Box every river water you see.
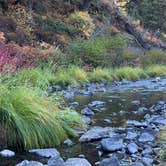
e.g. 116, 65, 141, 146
1, 78, 166, 166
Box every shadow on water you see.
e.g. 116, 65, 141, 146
1, 81, 166, 165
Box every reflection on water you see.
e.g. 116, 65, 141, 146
1, 87, 166, 166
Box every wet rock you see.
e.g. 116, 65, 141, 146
88, 101, 105, 107
82, 116, 92, 125
79, 126, 114, 142
126, 120, 148, 127
0, 149, 15, 157
127, 143, 138, 154
102, 118, 112, 124
142, 157, 153, 166
16, 160, 44, 166
101, 135, 124, 152
81, 107, 94, 116
142, 147, 153, 155
64, 139, 73, 147
29, 148, 60, 158
130, 162, 144, 166
48, 156, 65, 166
131, 100, 140, 105
78, 154, 85, 158
65, 158, 91, 166
137, 107, 148, 114
126, 131, 137, 140
99, 157, 120, 166
138, 132, 155, 143
149, 116, 166, 125
69, 102, 79, 108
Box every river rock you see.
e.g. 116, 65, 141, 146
131, 100, 140, 105
16, 160, 44, 166
130, 162, 144, 166
88, 101, 105, 107
137, 107, 148, 114
29, 148, 60, 158
0, 149, 15, 157
65, 158, 91, 166
101, 135, 124, 152
81, 107, 94, 116
99, 157, 120, 166
126, 131, 137, 140
47, 156, 65, 166
138, 132, 155, 143
64, 139, 73, 147
126, 120, 148, 127
142, 157, 153, 166
127, 143, 138, 154
149, 116, 166, 125
79, 126, 114, 142
142, 147, 153, 155
82, 116, 92, 125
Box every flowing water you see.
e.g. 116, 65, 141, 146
1, 78, 166, 166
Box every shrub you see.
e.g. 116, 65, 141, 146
88, 68, 112, 82
145, 65, 166, 77
69, 11, 95, 37
114, 67, 147, 81
67, 35, 125, 67
0, 85, 83, 150
142, 49, 165, 66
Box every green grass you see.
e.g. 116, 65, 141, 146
0, 85, 83, 150
114, 67, 147, 81
145, 65, 166, 77
88, 68, 112, 82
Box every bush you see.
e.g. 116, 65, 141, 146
142, 49, 165, 66
145, 65, 166, 77
67, 35, 125, 67
69, 11, 95, 37
114, 67, 147, 81
88, 68, 112, 82
0, 85, 83, 150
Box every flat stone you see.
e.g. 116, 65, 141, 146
131, 100, 140, 105
48, 156, 65, 166
65, 158, 91, 166
127, 143, 138, 154
126, 120, 148, 127
16, 160, 44, 166
0, 149, 15, 157
138, 132, 155, 143
142, 147, 153, 155
126, 131, 138, 140
81, 107, 94, 116
29, 148, 60, 158
88, 101, 105, 107
130, 162, 144, 166
101, 135, 124, 152
99, 157, 120, 166
79, 126, 114, 142
142, 157, 153, 166
149, 116, 166, 125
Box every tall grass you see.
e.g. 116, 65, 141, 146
145, 65, 166, 77
0, 85, 83, 150
88, 68, 112, 82
114, 67, 147, 81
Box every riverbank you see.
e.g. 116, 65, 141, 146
1, 77, 166, 166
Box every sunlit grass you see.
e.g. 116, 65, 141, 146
145, 65, 166, 77
0, 85, 83, 150
114, 67, 147, 81
88, 68, 112, 82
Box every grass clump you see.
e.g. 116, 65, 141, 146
12, 68, 56, 90
88, 68, 112, 82
114, 67, 147, 81
53, 66, 88, 86
0, 85, 83, 150
146, 65, 166, 77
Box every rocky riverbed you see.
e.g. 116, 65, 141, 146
1, 77, 166, 166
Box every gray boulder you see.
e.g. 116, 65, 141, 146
99, 157, 120, 166
65, 158, 91, 166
